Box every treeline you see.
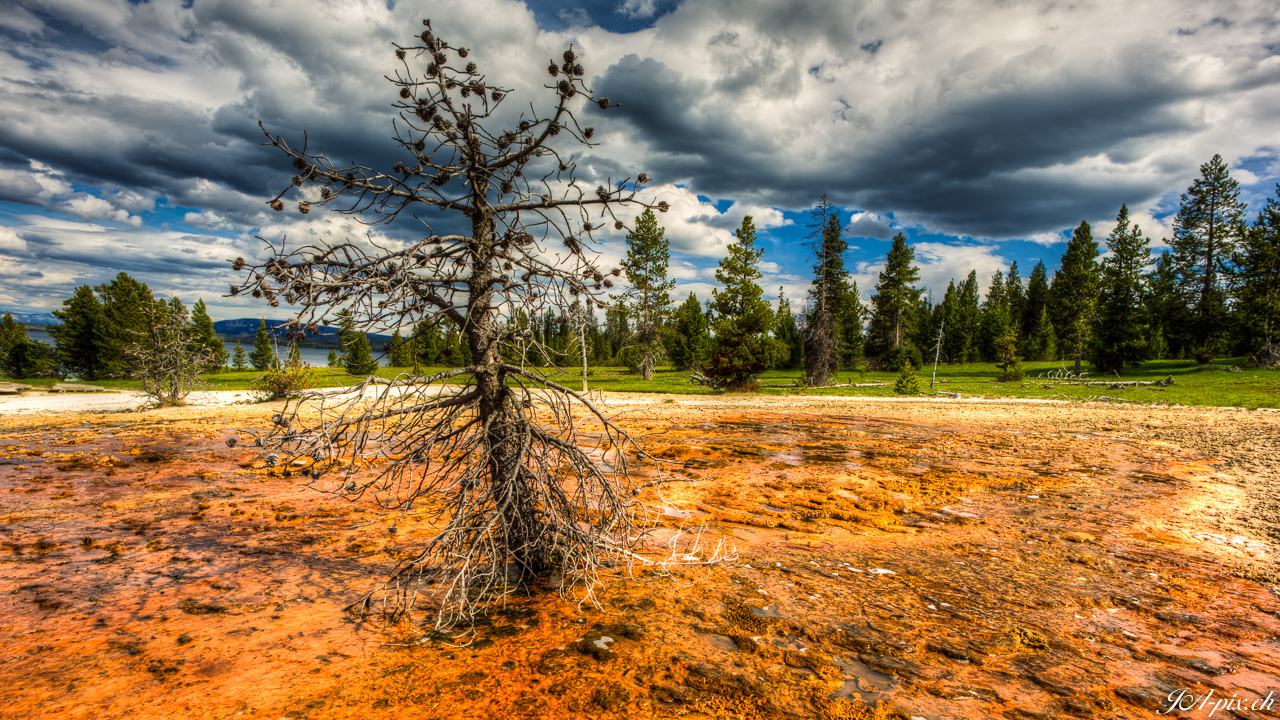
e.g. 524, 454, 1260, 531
4, 155, 1277, 386
0, 273, 225, 380
543, 154, 1280, 387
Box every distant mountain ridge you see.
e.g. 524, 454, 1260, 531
3, 312, 59, 326
214, 318, 395, 349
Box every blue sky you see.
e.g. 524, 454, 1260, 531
2, 0, 1279, 323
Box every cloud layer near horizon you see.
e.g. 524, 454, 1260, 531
1, 0, 1278, 318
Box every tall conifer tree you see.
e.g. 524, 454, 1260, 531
619, 208, 674, 380
189, 299, 227, 371
867, 232, 922, 368
669, 292, 710, 370
51, 285, 109, 380
1049, 221, 1101, 373
1021, 260, 1052, 352
706, 216, 776, 389
1094, 205, 1152, 373
1170, 154, 1247, 359
1235, 184, 1280, 358
249, 319, 275, 370
803, 196, 851, 384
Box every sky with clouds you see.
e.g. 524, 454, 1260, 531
1, 0, 1278, 323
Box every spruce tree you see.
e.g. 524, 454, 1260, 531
1004, 261, 1026, 336
774, 289, 804, 369
1235, 184, 1280, 360
867, 232, 922, 369
619, 208, 675, 380
1049, 221, 1100, 373
50, 285, 108, 380
1026, 304, 1058, 361
249, 318, 275, 370
327, 349, 340, 368
1146, 250, 1187, 359
189, 299, 227, 371
706, 215, 776, 390
1021, 260, 1052, 352
837, 280, 866, 369
979, 269, 1009, 362
0, 313, 25, 363
1170, 154, 1247, 359
231, 341, 248, 370
388, 329, 414, 367
956, 271, 982, 363
1, 316, 59, 379
803, 196, 850, 385
343, 331, 378, 375
95, 272, 155, 377
1094, 205, 1152, 374
670, 291, 710, 370
892, 362, 921, 395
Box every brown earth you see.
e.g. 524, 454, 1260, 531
1, 396, 1278, 720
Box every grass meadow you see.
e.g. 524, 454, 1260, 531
11, 356, 1278, 409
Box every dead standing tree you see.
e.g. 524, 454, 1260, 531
229, 20, 666, 627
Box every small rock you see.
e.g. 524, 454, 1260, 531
1063, 532, 1095, 543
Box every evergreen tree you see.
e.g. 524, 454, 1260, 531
979, 269, 1009, 362
327, 349, 340, 368
388, 329, 415, 367
669, 291, 710, 370
231, 342, 248, 371
0, 313, 26, 367
1094, 205, 1152, 374
1, 316, 59, 379
1146, 250, 1187, 359
1025, 304, 1058, 362
948, 271, 982, 364
1004, 261, 1026, 336
344, 331, 378, 375
412, 319, 447, 367
1049, 221, 1101, 373
706, 215, 776, 390
1170, 154, 1247, 359
0, 313, 27, 379
249, 319, 275, 370
837, 280, 865, 369
774, 289, 804, 369
95, 272, 155, 377
1235, 184, 1280, 359
1021, 260, 1052, 352
619, 208, 675, 380
604, 303, 629, 363
938, 281, 960, 363
50, 285, 109, 380
993, 325, 1024, 382
892, 363, 921, 395
189, 299, 227, 371
803, 196, 850, 385
866, 232, 922, 369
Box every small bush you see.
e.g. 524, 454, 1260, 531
893, 364, 921, 395
254, 346, 315, 400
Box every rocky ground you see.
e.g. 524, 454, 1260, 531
0, 394, 1277, 719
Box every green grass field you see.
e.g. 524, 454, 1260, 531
7, 356, 1277, 409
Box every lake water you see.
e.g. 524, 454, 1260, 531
26, 329, 353, 370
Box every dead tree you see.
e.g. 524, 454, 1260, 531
127, 298, 207, 407
229, 20, 664, 627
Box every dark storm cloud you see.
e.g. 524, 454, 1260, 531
594, 39, 1247, 238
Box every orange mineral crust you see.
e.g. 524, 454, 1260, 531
0, 399, 1277, 720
